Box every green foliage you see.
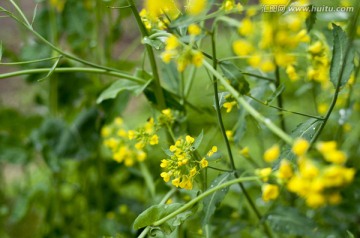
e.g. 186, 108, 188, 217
201, 172, 235, 227
330, 24, 355, 88
219, 61, 250, 95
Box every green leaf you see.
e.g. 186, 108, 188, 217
133, 203, 182, 230
97, 76, 152, 103
192, 130, 204, 150
201, 172, 235, 226
143, 36, 164, 50
306, 6, 317, 32
37, 55, 62, 82
330, 24, 355, 88
219, 61, 250, 95
213, 92, 230, 110
266, 207, 316, 236
266, 83, 285, 104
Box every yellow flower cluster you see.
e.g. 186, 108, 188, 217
101, 117, 159, 166
307, 40, 331, 88
161, 32, 204, 72
232, 8, 310, 78
50, 0, 66, 12
160, 135, 215, 190
140, 0, 180, 30
259, 138, 356, 208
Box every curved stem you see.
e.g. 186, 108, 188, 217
0, 67, 146, 83
203, 60, 293, 145
152, 176, 259, 227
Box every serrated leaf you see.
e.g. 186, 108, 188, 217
219, 61, 250, 95
192, 130, 204, 150
330, 24, 355, 88
266, 207, 316, 236
201, 172, 235, 226
133, 203, 182, 230
266, 84, 285, 104
97, 77, 152, 103
306, 6, 317, 32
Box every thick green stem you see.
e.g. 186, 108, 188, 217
203, 60, 293, 145
0, 67, 146, 83
127, 0, 166, 110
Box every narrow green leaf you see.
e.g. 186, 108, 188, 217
266, 207, 316, 236
37, 56, 62, 82
213, 92, 230, 110
201, 172, 235, 226
306, 6, 317, 32
97, 70, 152, 103
266, 84, 285, 104
133, 203, 182, 230
192, 130, 204, 150
31, 3, 38, 26
330, 24, 355, 88
219, 61, 250, 95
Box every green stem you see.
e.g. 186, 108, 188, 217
0, 56, 60, 65
7, 0, 31, 27
127, 0, 166, 109
203, 60, 293, 145
210, 29, 273, 238
152, 176, 259, 227
247, 95, 324, 120
0, 67, 146, 83
274, 65, 286, 132
2, 7, 123, 73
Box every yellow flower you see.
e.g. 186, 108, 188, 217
192, 51, 204, 67
260, 0, 289, 5
286, 65, 299, 81
323, 150, 347, 164
188, 24, 201, 36
160, 159, 169, 168
308, 41, 323, 55
238, 18, 253, 36
257, 167, 272, 182
306, 193, 325, 208
187, 0, 207, 15
172, 177, 181, 187
186, 135, 195, 144
137, 151, 147, 162
50, 0, 66, 12
200, 158, 209, 168
114, 117, 123, 125
277, 159, 293, 180
240, 146, 250, 157
161, 172, 171, 182
248, 54, 261, 67
161, 51, 176, 63
226, 130, 233, 141
262, 184, 279, 202
316, 141, 337, 155
260, 60, 275, 72
233, 40, 253, 56
223, 101, 237, 113
135, 141, 145, 150
292, 138, 310, 156
104, 138, 119, 150
124, 157, 134, 167
165, 35, 179, 51
117, 129, 127, 138
144, 0, 180, 20
101, 126, 111, 137
299, 160, 319, 179
128, 130, 136, 140
189, 167, 197, 177
317, 103, 328, 115
264, 144, 280, 163
149, 134, 159, 145
207, 146, 218, 157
